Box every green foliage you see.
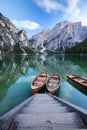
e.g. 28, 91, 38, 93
13, 42, 23, 54
46, 49, 56, 54
0, 36, 2, 40
0, 13, 3, 19
0, 44, 12, 54
0, 42, 35, 54
46, 48, 64, 54
23, 46, 35, 54
29, 39, 35, 44
65, 38, 87, 54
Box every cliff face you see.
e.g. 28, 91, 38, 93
30, 29, 50, 51
0, 13, 28, 47
43, 21, 87, 50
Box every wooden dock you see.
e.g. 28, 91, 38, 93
0, 93, 87, 130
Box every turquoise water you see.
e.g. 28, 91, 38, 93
0, 54, 87, 116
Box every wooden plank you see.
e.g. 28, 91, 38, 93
14, 112, 81, 127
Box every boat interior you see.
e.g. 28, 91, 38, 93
33, 74, 47, 87
68, 74, 87, 86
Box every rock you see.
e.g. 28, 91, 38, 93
0, 13, 35, 54
0, 13, 29, 47
30, 29, 50, 51
44, 21, 87, 50
16, 30, 28, 46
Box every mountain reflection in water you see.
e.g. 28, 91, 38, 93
0, 54, 87, 116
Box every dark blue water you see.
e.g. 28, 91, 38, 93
0, 54, 87, 116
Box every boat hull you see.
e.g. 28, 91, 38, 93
67, 78, 87, 95
46, 74, 60, 95
31, 73, 47, 95
32, 84, 46, 95
67, 74, 87, 89
47, 86, 60, 94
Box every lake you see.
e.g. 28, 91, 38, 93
0, 54, 87, 116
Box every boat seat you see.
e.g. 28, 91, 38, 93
49, 80, 59, 85
48, 84, 57, 88
52, 75, 59, 80
37, 77, 46, 80
48, 83, 57, 87
34, 81, 43, 86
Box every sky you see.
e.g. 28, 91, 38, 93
0, 0, 87, 38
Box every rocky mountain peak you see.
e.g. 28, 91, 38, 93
0, 13, 19, 34
0, 13, 28, 47
29, 28, 50, 51
16, 30, 28, 46
44, 21, 87, 50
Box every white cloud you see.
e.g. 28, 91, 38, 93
63, 0, 87, 27
62, 0, 82, 24
33, 0, 64, 13
33, 0, 80, 17
64, 15, 87, 27
11, 20, 42, 30
33, 0, 81, 24
81, 19, 87, 26
66, 0, 80, 17
77, 17, 87, 26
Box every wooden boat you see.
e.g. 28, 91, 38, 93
67, 74, 87, 89
46, 74, 60, 94
31, 73, 48, 94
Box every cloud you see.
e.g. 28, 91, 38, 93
33, 0, 80, 16
65, 0, 80, 17
33, 0, 64, 13
77, 17, 87, 26
33, 0, 81, 23
11, 20, 42, 30
82, 19, 87, 26
63, 0, 87, 26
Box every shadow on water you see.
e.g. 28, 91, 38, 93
0, 54, 87, 116
54, 86, 60, 96
67, 79, 87, 96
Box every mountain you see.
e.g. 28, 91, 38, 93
0, 12, 87, 54
0, 13, 29, 46
0, 13, 35, 54
65, 38, 87, 54
29, 29, 50, 52
43, 21, 87, 51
